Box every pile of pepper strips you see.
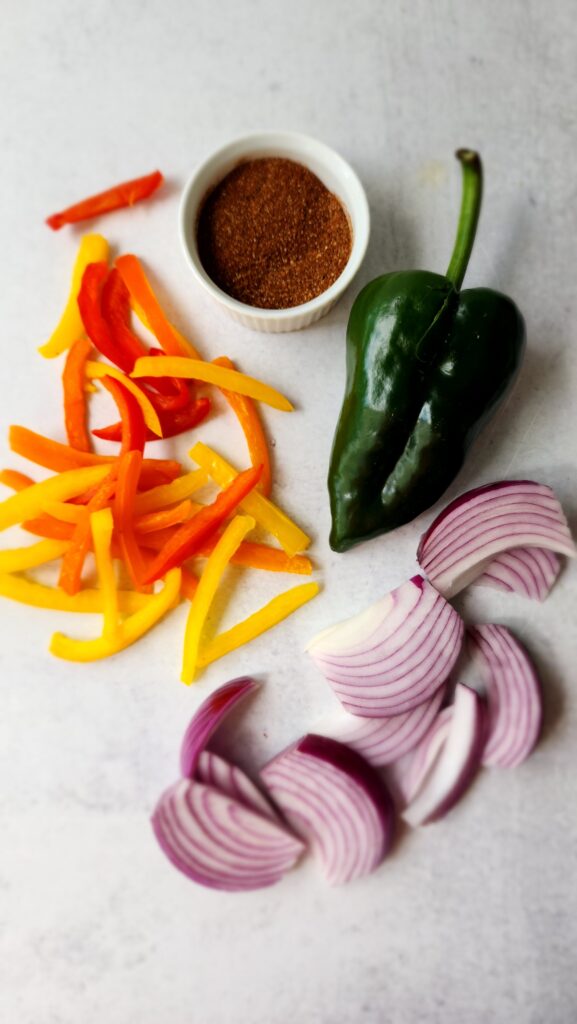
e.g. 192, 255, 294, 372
0, 233, 317, 682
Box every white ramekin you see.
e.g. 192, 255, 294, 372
178, 131, 370, 333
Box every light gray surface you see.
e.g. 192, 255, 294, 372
0, 1, 576, 1022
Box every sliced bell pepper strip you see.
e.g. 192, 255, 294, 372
46, 170, 164, 231
22, 515, 75, 540
100, 375, 146, 454
62, 338, 93, 451
139, 348, 192, 413
197, 538, 313, 575
190, 442, 310, 556
116, 254, 201, 358
132, 356, 293, 412
134, 500, 193, 534
85, 361, 162, 436
92, 397, 210, 444
142, 464, 262, 584
0, 464, 110, 532
58, 470, 117, 595
213, 356, 272, 496
90, 507, 118, 637
132, 469, 207, 517
181, 515, 255, 684
49, 567, 181, 663
196, 581, 320, 669
9, 426, 179, 487
100, 268, 147, 370
38, 234, 109, 358
114, 451, 151, 589
0, 469, 35, 491
180, 566, 199, 601
78, 262, 135, 373
0, 574, 149, 614
0, 538, 70, 572
40, 501, 84, 524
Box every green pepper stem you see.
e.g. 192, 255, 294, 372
445, 149, 483, 291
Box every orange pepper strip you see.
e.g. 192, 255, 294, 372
114, 451, 151, 589
213, 356, 272, 496
62, 338, 93, 451
22, 515, 75, 540
115, 254, 201, 358
134, 500, 193, 534
58, 470, 117, 595
180, 566, 199, 600
0, 469, 35, 491
198, 538, 313, 575
9, 426, 180, 488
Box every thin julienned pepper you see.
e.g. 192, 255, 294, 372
131, 469, 207, 517
181, 514, 256, 683
116, 254, 201, 358
197, 538, 313, 575
38, 234, 109, 358
0, 538, 70, 573
62, 338, 93, 451
0, 464, 111, 532
100, 375, 147, 454
8, 426, 178, 487
328, 150, 526, 551
58, 470, 117, 595
78, 262, 134, 373
49, 567, 181, 662
196, 581, 320, 670
0, 469, 35, 491
213, 356, 272, 496
143, 464, 263, 584
114, 450, 151, 589
134, 500, 193, 534
85, 361, 162, 436
140, 348, 192, 413
132, 355, 294, 412
22, 515, 75, 540
46, 170, 164, 231
90, 507, 118, 637
0, 573, 149, 614
92, 397, 210, 444
190, 442, 310, 557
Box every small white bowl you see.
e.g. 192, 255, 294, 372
179, 131, 370, 333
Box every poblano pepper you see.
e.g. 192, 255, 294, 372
328, 149, 525, 552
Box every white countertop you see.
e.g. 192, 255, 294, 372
1, 2, 576, 1021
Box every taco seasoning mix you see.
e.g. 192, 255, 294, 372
196, 157, 352, 309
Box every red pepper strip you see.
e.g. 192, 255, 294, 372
9, 425, 180, 488
140, 529, 313, 575
0, 469, 35, 491
100, 268, 147, 370
78, 262, 135, 373
213, 356, 272, 496
142, 464, 263, 584
116, 254, 201, 358
92, 397, 210, 443
46, 170, 164, 231
62, 338, 93, 451
58, 471, 117, 595
180, 566, 199, 600
99, 375, 146, 454
114, 451, 151, 589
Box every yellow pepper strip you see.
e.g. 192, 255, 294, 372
0, 539, 70, 572
196, 581, 320, 670
132, 469, 207, 517
50, 567, 182, 663
181, 514, 255, 685
0, 465, 110, 532
90, 508, 118, 637
38, 234, 109, 358
131, 300, 201, 360
85, 361, 162, 436
41, 500, 84, 524
190, 442, 310, 556
132, 356, 293, 413
0, 574, 149, 614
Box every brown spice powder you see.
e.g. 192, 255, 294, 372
196, 157, 352, 309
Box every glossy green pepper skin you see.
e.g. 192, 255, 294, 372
328, 151, 525, 552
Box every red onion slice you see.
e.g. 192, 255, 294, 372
306, 576, 464, 717
417, 480, 575, 598
402, 684, 485, 827
196, 750, 277, 822
326, 685, 446, 767
261, 734, 395, 885
387, 707, 454, 808
151, 779, 304, 891
472, 546, 561, 601
467, 624, 542, 768
180, 677, 258, 778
